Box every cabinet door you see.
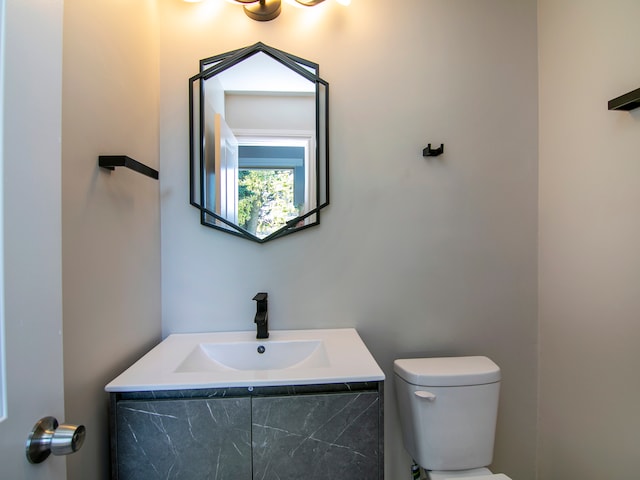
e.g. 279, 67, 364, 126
116, 397, 251, 480
252, 392, 380, 479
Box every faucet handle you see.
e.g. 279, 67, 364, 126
253, 292, 268, 302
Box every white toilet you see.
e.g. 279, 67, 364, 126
393, 356, 512, 480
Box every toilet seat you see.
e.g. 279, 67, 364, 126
431, 475, 511, 480
427, 469, 512, 480
462, 475, 511, 480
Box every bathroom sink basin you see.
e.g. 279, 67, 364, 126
174, 339, 329, 372
105, 328, 384, 392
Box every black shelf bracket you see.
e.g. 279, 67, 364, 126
98, 156, 159, 180
423, 143, 444, 157
608, 87, 640, 111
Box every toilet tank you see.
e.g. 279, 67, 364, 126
393, 356, 501, 471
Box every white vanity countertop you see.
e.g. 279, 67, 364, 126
105, 328, 385, 392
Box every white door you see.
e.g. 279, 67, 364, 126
215, 113, 239, 224
0, 0, 68, 478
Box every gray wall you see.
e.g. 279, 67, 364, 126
61, 1, 162, 478
55, 2, 640, 478
538, 1, 640, 478
159, 1, 539, 479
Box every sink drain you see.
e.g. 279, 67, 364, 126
257, 345, 266, 354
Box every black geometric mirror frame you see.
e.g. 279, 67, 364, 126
189, 42, 330, 243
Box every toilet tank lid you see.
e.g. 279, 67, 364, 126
393, 356, 501, 386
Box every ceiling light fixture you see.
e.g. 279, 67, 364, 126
238, 0, 282, 21
230, 0, 346, 22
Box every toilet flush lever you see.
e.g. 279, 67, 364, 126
414, 391, 436, 401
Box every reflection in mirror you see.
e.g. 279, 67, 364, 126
189, 43, 329, 243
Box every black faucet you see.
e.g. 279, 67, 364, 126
253, 292, 269, 339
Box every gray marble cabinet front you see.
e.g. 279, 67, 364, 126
115, 397, 252, 480
252, 392, 381, 480
111, 385, 383, 480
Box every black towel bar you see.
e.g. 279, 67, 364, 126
608, 87, 640, 111
98, 156, 159, 180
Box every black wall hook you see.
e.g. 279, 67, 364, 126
423, 143, 444, 157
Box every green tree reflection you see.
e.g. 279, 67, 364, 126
238, 169, 299, 237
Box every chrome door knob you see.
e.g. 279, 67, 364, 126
26, 416, 86, 464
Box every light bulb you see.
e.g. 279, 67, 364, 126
335, 0, 351, 5
284, 0, 306, 8
293, 0, 326, 6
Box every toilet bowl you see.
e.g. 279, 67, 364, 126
393, 356, 512, 480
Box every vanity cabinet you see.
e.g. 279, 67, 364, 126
252, 391, 380, 479
115, 397, 251, 479
110, 382, 383, 480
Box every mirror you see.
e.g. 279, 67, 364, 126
189, 42, 329, 243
